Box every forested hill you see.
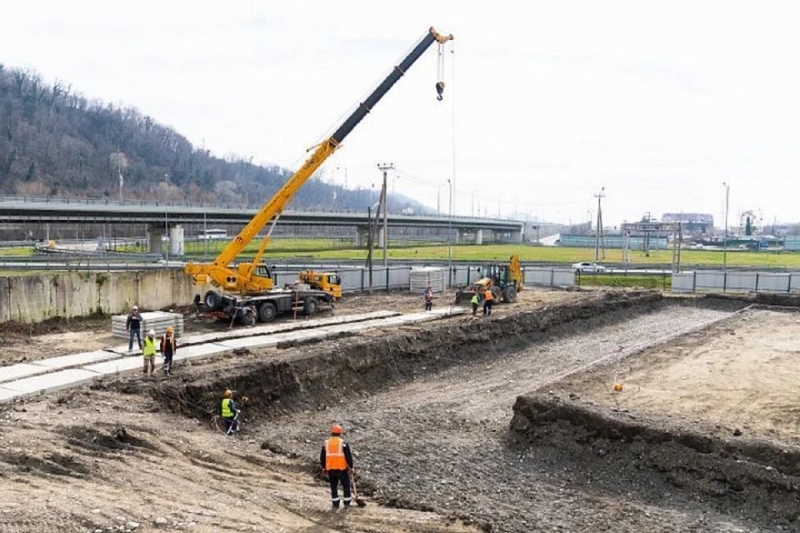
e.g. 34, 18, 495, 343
0, 65, 425, 212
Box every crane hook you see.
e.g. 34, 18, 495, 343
436, 81, 446, 101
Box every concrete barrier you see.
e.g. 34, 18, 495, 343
0, 270, 206, 323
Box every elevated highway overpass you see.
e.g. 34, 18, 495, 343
0, 197, 524, 253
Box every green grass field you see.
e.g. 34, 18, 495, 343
578, 273, 671, 290
11, 238, 800, 269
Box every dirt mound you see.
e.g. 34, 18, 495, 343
0, 450, 90, 478
510, 394, 800, 528
60, 425, 159, 455
152, 291, 665, 421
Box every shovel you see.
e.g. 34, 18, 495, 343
350, 469, 367, 507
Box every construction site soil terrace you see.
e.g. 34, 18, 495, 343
1, 288, 799, 533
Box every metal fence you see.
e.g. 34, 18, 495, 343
271, 264, 577, 293
672, 271, 800, 293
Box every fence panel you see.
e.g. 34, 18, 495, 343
695, 271, 725, 291
671, 272, 695, 293
388, 267, 411, 289
724, 272, 757, 291
757, 273, 790, 293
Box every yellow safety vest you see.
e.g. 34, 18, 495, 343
143, 337, 157, 357
221, 398, 234, 418
470, 294, 479, 305
324, 437, 347, 470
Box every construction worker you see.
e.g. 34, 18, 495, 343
160, 326, 177, 376
320, 424, 354, 511
142, 329, 157, 377
424, 285, 434, 311
470, 292, 481, 316
126, 305, 142, 353
220, 389, 240, 435
482, 287, 494, 316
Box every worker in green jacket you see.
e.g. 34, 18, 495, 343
470, 293, 481, 316
142, 329, 157, 377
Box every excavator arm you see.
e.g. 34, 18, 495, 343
185, 27, 453, 293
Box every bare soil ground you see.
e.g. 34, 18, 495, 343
568, 307, 800, 444
4, 290, 789, 532
0, 288, 578, 366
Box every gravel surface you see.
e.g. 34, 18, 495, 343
265, 304, 770, 533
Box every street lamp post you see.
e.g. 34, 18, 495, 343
722, 182, 730, 290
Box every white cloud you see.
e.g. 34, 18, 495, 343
2, 0, 800, 224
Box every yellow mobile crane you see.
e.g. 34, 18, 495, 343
185, 27, 454, 324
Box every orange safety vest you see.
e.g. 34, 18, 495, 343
324, 437, 347, 470
484, 289, 494, 301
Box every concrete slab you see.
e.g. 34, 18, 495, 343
82, 356, 144, 377
173, 343, 228, 362
0, 363, 48, 383
35, 350, 119, 371
0, 369, 100, 398
175, 310, 400, 346
0, 387, 22, 403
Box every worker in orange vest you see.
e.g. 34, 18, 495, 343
320, 424, 354, 510
483, 287, 495, 316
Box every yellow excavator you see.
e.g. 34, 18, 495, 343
184, 27, 453, 324
455, 255, 524, 304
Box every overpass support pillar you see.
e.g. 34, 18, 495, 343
475, 229, 483, 245
514, 227, 524, 243
147, 226, 164, 256
355, 226, 369, 248
377, 227, 386, 249
169, 225, 185, 256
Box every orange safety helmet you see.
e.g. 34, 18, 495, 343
166, 326, 174, 334
224, 389, 232, 398
330, 424, 343, 435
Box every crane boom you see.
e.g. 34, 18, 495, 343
185, 27, 453, 293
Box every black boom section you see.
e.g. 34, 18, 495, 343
331, 31, 437, 144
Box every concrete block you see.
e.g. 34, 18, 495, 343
0, 363, 47, 383
0, 369, 100, 398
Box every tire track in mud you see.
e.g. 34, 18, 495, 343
255, 299, 765, 533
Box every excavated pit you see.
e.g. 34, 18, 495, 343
138, 291, 800, 532
154, 291, 670, 420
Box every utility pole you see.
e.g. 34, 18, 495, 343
594, 187, 605, 262
377, 163, 394, 267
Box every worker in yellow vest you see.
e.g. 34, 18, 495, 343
470, 293, 481, 316
220, 389, 240, 435
319, 424, 354, 510
142, 329, 157, 377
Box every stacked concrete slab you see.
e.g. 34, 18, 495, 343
112, 311, 185, 339
410, 267, 446, 293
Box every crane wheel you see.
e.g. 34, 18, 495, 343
502, 285, 518, 303
204, 290, 223, 311
303, 297, 319, 316
257, 302, 277, 323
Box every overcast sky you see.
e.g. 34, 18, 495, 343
2, 1, 800, 227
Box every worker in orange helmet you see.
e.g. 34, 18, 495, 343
320, 424, 354, 510
482, 287, 495, 316
160, 326, 177, 376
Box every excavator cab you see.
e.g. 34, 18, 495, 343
455, 255, 523, 305
297, 270, 342, 300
